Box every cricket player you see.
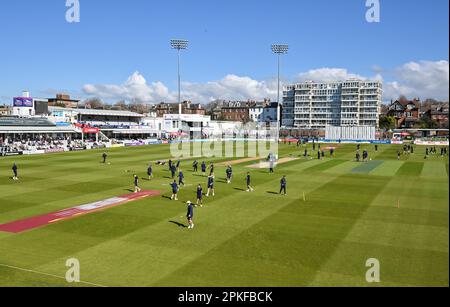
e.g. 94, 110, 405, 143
246, 172, 254, 192
206, 173, 215, 197
209, 163, 215, 176
178, 169, 185, 186
12, 162, 18, 181
201, 161, 207, 175
363, 150, 368, 162
226, 165, 233, 184
171, 180, 179, 201
196, 184, 203, 207
171, 164, 177, 179
193, 160, 199, 172
187, 201, 195, 229
147, 164, 153, 180
176, 160, 181, 171
102, 152, 108, 164
134, 175, 141, 193
280, 175, 287, 195
269, 159, 275, 174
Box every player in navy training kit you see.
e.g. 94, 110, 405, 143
12, 163, 18, 181
209, 163, 215, 176
134, 175, 141, 193
246, 172, 254, 192
280, 176, 287, 195
201, 161, 207, 175
226, 165, 233, 184
193, 160, 199, 172
196, 184, 203, 207
147, 164, 153, 180
186, 201, 195, 229
178, 169, 185, 186
102, 152, 108, 164
171, 165, 177, 179
206, 173, 215, 197
171, 180, 179, 201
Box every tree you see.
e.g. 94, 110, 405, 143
113, 101, 128, 111
83, 98, 104, 109
379, 116, 396, 130
415, 116, 439, 129
129, 103, 150, 114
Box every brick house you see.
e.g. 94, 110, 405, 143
153, 101, 205, 117
220, 101, 253, 122
386, 98, 421, 128
422, 104, 449, 128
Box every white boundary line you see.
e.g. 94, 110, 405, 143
0, 263, 108, 287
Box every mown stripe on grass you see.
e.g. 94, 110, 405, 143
421, 162, 448, 178
396, 162, 424, 177
351, 160, 384, 174
324, 161, 358, 175
313, 171, 449, 286
303, 159, 346, 173
369, 160, 404, 177
152, 174, 390, 286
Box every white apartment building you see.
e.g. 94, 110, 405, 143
282, 79, 382, 129
249, 104, 264, 122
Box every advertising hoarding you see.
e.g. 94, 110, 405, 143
13, 97, 33, 107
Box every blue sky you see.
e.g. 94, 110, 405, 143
0, 0, 448, 103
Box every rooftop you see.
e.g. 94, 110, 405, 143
49, 107, 144, 117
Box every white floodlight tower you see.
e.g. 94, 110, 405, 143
171, 39, 189, 115
271, 44, 289, 130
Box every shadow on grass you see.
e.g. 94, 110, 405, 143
193, 174, 206, 178
169, 221, 187, 228
267, 191, 279, 195
233, 188, 246, 191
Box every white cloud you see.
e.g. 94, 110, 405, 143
181, 75, 277, 102
81, 60, 449, 104
297, 68, 368, 83
298, 67, 386, 84
83, 72, 277, 104
384, 60, 449, 101
83, 71, 176, 103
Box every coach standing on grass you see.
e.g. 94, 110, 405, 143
147, 164, 153, 180
280, 176, 287, 195
186, 201, 195, 229
134, 175, 141, 193
171, 180, 179, 201
12, 162, 18, 181
246, 172, 254, 192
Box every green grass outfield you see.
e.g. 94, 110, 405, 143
0, 143, 448, 287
